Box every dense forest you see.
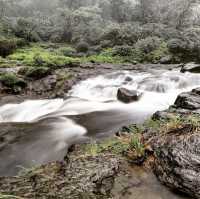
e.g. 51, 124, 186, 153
1, 0, 200, 64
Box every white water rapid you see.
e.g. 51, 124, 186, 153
1, 69, 200, 175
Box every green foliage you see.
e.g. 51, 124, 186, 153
20, 66, 51, 80
0, 57, 19, 68
56, 46, 76, 57
14, 18, 40, 42
0, 73, 26, 89
0, 38, 17, 57
8, 45, 80, 69
76, 41, 89, 53
112, 45, 133, 56
134, 37, 163, 54
145, 42, 170, 63
83, 48, 123, 63
129, 134, 145, 156
53, 71, 73, 94
85, 138, 129, 156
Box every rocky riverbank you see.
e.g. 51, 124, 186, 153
0, 86, 200, 198
0, 63, 179, 105
0, 63, 200, 198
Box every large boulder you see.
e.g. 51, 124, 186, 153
117, 88, 142, 103
181, 62, 200, 73
150, 88, 200, 198
174, 88, 200, 110
154, 127, 200, 199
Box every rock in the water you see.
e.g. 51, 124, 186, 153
124, 76, 132, 82
181, 62, 200, 73
174, 88, 200, 110
117, 88, 142, 103
154, 127, 200, 199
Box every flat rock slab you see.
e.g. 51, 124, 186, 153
0, 154, 120, 199
181, 63, 200, 73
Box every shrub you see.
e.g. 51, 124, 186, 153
145, 42, 169, 63
0, 73, 26, 88
112, 45, 133, 56
167, 35, 200, 62
57, 46, 76, 57
15, 38, 28, 48
20, 67, 52, 80
9, 45, 80, 69
167, 38, 187, 54
33, 53, 46, 66
83, 48, 123, 63
134, 37, 163, 54
0, 39, 17, 57
76, 41, 89, 53
100, 40, 113, 48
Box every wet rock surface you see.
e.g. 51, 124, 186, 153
0, 154, 120, 199
174, 88, 200, 110
181, 62, 200, 73
150, 87, 200, 198
154, 128, 200, 199
117, 88, 142, 103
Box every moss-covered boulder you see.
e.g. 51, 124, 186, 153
19, 67, 52, 80
0, 73, 26, 89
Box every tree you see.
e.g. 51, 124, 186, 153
175, 0, 195, 29
0, 0, 7, 20
14, 18, 39, 41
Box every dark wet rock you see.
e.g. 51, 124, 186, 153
152, 110, 176, 121
153, 127, 200, 199
0, 154, 120, 199
149, 88, 200, 198
117, 88, 142, 103
174, 88, 200, 110
124, 76, 133, 82
181, 62, 200, 73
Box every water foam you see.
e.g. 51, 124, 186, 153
1, 69, 200, 175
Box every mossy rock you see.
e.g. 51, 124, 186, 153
0, 73, 27, 89
19, 67, 52, 80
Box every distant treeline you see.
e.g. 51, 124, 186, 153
1, 0, 200, 62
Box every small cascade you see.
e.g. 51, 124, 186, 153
1, 69, 200, 175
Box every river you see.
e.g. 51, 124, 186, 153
0, 68, 199, 198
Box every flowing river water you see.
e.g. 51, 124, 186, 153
0, 69, 199, 198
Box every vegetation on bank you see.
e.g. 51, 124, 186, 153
84, 113, 200, 164
0, 0, 200, 94
0, 39, 175, 68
